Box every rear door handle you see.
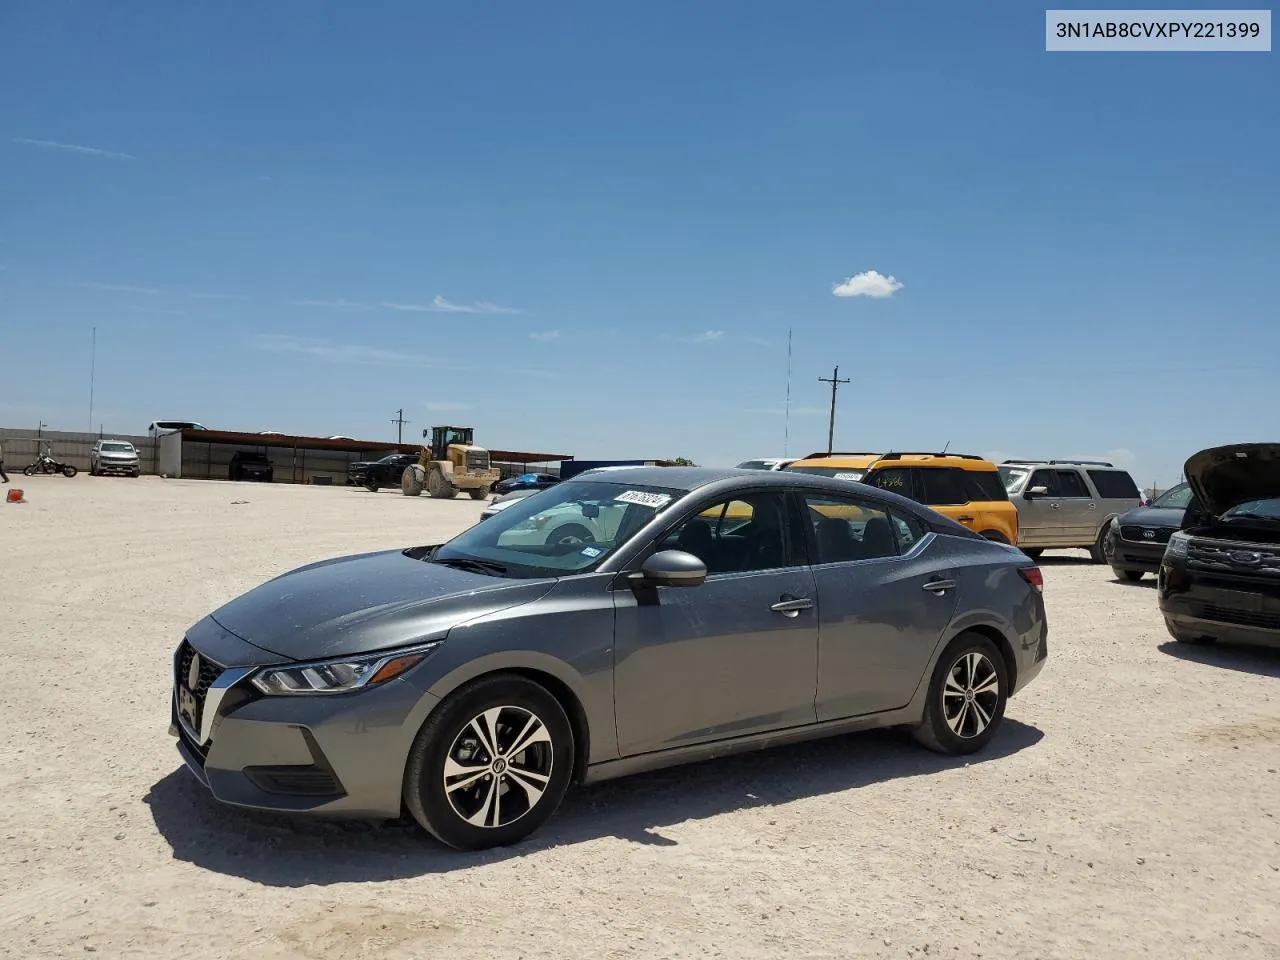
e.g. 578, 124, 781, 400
770, 597, 814, 617
922, 579, 956, 594
957, 515, 974, 523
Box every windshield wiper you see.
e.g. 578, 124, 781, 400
1226, 512, 1280, 522
432, 556, 508, 575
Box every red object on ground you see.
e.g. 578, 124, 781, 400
6, 488, 26, 503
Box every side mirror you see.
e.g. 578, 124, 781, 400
634, 550, 707, 588
1025, 486, 1049, 500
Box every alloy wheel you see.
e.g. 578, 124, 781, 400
442, 705, 554, 829
942, 652, 1001, 739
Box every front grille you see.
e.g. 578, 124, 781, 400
1198, 603, 1280, 631
466, 450, 490, 471
1187, 539, 1280, 576
1121, 525, 1175, 544
176, 640, 224, 738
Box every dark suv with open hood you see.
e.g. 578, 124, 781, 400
1159, 444, 1280, 650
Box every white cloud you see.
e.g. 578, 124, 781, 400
529, 330, 560, 342
189, 291, 247, 301
425, 401, 473, 413
681, 330, 725, 344
70, 281, 162, 295
832, 269, 903, 299
251, 334, 433, 366
382, 295, 525, 315
13, 137, 135, 160
287, 298, 375, 311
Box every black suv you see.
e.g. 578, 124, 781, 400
1159, 443, 1280, 650
1106, 481, 1197, 581
352, 453, 419, 492
229, 450, 274, 482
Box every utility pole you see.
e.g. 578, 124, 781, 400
391, 408, 410, 445
818, 365, 850, 456
88, 326, 97, 434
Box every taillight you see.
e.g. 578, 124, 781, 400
1018, 566, 1043, 591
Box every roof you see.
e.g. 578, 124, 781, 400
793, 452, 999, 471
169, 428, 571, 461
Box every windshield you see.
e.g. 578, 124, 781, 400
101, 442, 134, 453
1151, 483, 1193, 509
785, 465, 866, 481
434, 480, 684, 577
1222, 498, 1280, 522
998, 466, 1029, 492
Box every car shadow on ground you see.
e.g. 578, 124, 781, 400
1034, 555, 1096, 567
144, 719, 1043, 886
1158, 640, 1280, 678
1109, 575, 1156, 588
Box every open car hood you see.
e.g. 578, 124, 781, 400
1184, 443, 1280, 518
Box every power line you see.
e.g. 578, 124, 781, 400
390, 408, 410, 445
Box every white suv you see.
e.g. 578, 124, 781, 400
90, 439, 141, 477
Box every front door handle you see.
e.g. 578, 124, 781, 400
922, 578, 956, 594
957, 515, 974, 524
770, 596, 814, 617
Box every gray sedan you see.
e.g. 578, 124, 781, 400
169, 467, 1048, 850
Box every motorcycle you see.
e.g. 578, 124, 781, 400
22, 453, 78, 478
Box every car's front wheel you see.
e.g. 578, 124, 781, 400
913, 632, 1008, 755
403, 675, 575, 851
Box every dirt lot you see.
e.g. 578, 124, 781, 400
2, 476, 1279, 959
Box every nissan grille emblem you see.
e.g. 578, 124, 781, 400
1143, 529, 1155, 539
188, 653, 201, 690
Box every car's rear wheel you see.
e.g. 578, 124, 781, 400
913, 632, 1008, 756
1116, 569, 1144, 582
404, 675, 574, 851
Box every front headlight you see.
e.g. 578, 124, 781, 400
251, 641, 441, 696
1165, 531, 1190, 560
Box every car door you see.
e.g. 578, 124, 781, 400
611, 490, 819, 757
801, 491, 961, 719
1018, 468, 1064, 546
1053, 468, 1095, 544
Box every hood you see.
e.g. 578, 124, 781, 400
207, 548, 555, 660
1115, 505, 1186, 528
1184, 443, 1280, 518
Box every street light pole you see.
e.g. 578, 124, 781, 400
818, 366, 850, 456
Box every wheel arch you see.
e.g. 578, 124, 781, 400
422, 652, 596, 784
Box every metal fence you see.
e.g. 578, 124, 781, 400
0, 428, 158, 475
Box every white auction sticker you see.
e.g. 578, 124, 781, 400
834, 472, 863, 481
614, 490, 673, 509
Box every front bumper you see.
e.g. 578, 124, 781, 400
1158, 561, 1280, 649
96, 459, 139, 475
1109, 534, 1167, 573
169, 629, 442, 818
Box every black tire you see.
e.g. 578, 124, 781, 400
403, 674, 575, 851
1020, 548, 1043, 560
469, 488, 488, 501
1117, 569, 1144, 582
1089, 524, 1110, 564
979, 530, 1009, 544
365, 479, 379, 493
22, 465, 36, 477
913, 631, 1009, 756
62, 464, 77, 478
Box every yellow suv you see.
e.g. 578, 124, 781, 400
784, 451, 1019, 544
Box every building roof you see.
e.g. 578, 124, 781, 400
170, 428, 570, 462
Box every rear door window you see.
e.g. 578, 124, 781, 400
919, 468, 968, 506
1087, 469, 1140, 499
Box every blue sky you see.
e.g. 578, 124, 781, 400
1, 2, 1275, 484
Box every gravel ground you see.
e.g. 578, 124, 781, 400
3, 476, 1279, 960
